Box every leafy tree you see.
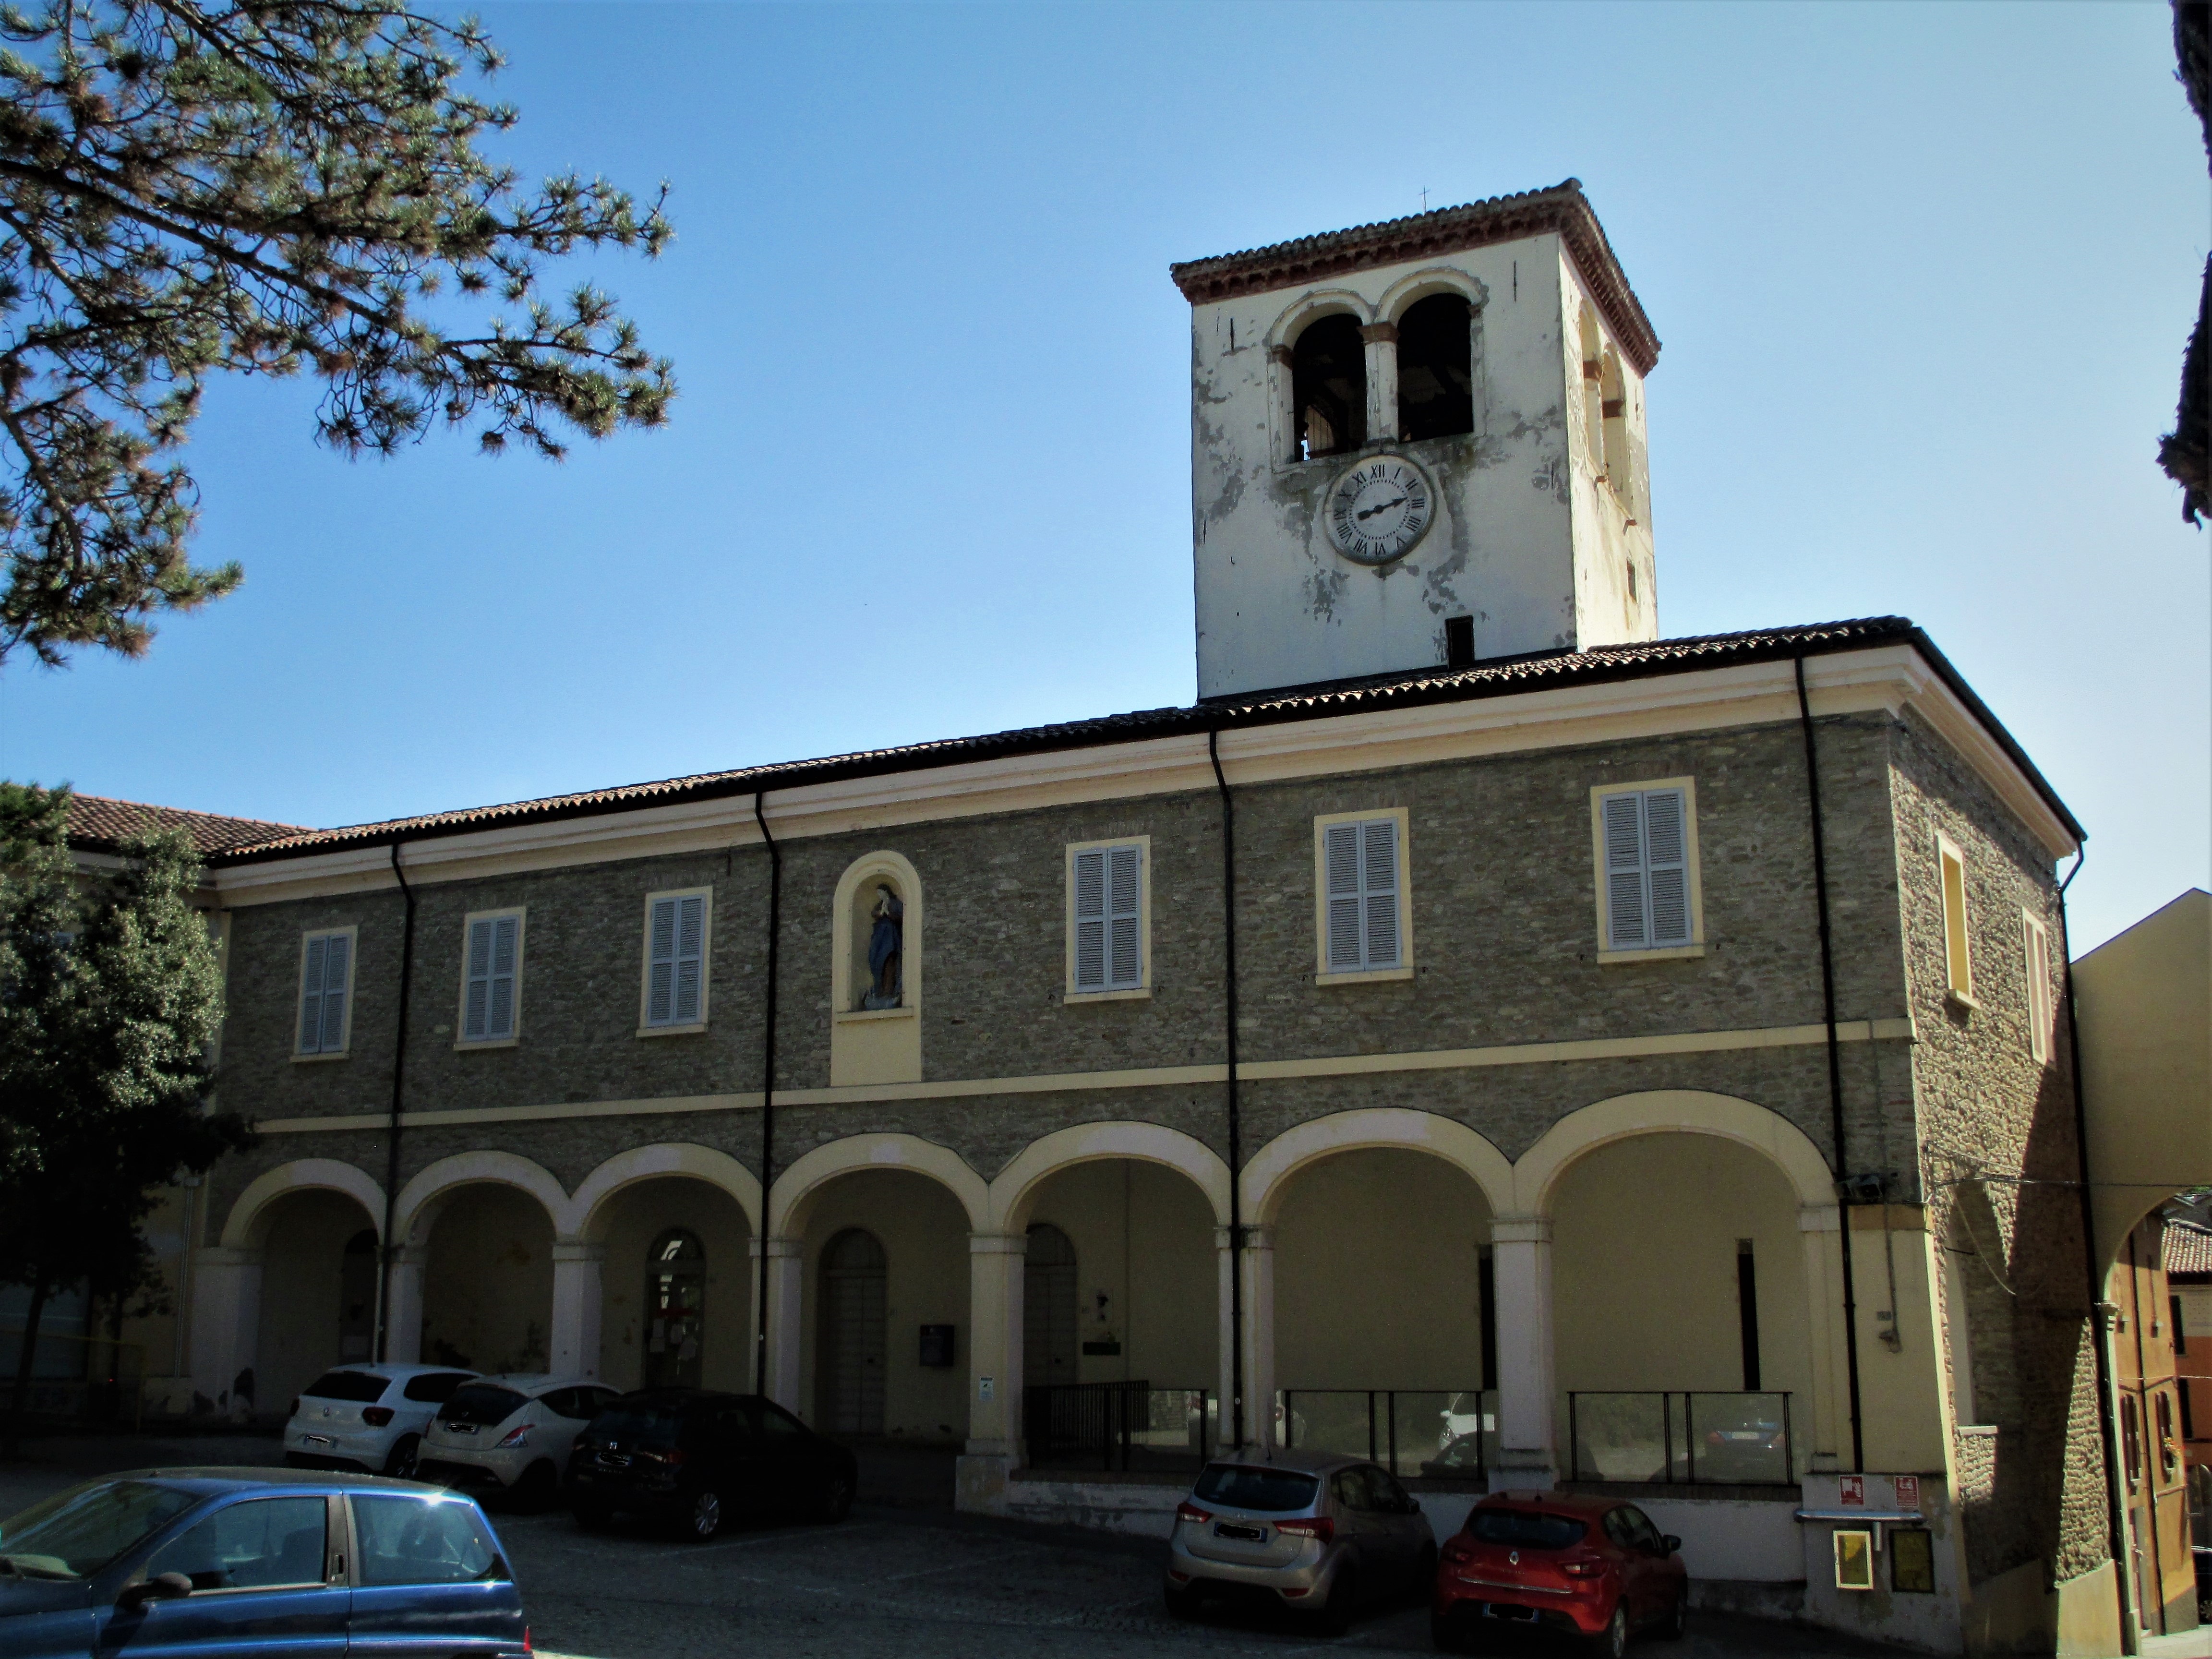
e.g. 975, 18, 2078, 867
0, 0, 675, 666
0, 783, 252, 1450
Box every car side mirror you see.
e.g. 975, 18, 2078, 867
1661, 1534, 1682, 1554
120, 1572, 193, 1607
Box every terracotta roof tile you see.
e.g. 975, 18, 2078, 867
205, 615, 2081, 866
2165, 1221, 2212, 1277
67, 793, 310, 857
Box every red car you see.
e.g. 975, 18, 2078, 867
1431, 1491, 1686, 1656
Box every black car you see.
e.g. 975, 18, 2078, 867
563, 1389, 857, 1539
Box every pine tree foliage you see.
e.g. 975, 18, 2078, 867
0, 782, 253, 1436
0, 0, 675, 665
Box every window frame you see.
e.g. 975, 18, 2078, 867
293, 925, 359, 1061
454, 906, 527, 1049
1588, 777, 1705, 964
637, 885, 714, 1036
1311, 807, 1414, 985
1936, 834, 1976, 1006
2020, 908, 2053, 1063
1064, 836, 1151, 1002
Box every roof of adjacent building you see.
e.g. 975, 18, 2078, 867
197, 615, 2083, 867
66, 793, 309, 857
2166, 1220, 2212, 1278
1167, 180, 1661, 375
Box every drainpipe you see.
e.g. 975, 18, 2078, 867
752, 792, 782, 1398
375, 842, 416, 1363
1208, 728, 1246, 1453
2058, 851, 2135, 1649
1795, 656, 1867, 1473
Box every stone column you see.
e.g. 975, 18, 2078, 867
1361, 322, 1399, 444
549, 1241, 605, 1379
1489, 1214, 1558, 1487
1799, 1204, 1846, 1472
1217, 1224, 1276, 1454
957, 1232, 1026, 1515
1268, 344, 1296, 464
751, 1236, 803, 1412
189, 1245, 262, 1419
381, 1246, 426, 1366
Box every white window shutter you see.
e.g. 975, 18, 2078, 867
319, 933, 349, 1052
1361, 820, 1399, 967
1325, 824, 1363, 970
1643, 790, 1691, 947
488, 916, 518, 1038
1602, 793, 1648, 950
647, 897, 677, 1025
300, 935, 327, 1053
464, 918, 493, 1039
674, 895, 705, 1024
1073, 849, 1107, 991
1107, 844, 1142, 989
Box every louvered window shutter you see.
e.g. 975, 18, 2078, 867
1602, 793, 1648, 950
299, 935, 328, 1053
647, 898, 678, 1025
1325, 823, 1363, 970
1643, 790, 1691, 947
464, 919, 493, 1039
1073, 850, 1108, 991
318, 933, 349, 1052
674, 895, 705, 1023
465, 916, 520, 1040
1106, 845, 1142, 989
1603, 790, 1694, 951
1360, 819, 1400, 967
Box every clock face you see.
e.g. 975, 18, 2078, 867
1326, 457, 1433, 565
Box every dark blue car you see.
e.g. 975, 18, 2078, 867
0, 1466, 529, 1657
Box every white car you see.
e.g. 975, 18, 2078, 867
416, 1374, 624, 1507
282, 1362, 478, 1479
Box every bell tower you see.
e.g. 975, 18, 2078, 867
1171, 180, 1661, 701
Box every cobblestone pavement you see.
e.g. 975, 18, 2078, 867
2, 1431, 1896, 1659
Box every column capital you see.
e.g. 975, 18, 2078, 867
1358, 322, 1399, 344
552, 1240, 606, 1264
749, 1236, 803, 1261
969, 1232, 1028, 1256
1490, 1214, 1552, 1245
1216, 1224, 1274, 1252
1267, 343, 1294, 366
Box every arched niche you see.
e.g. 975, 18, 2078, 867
830, 850, 922, 1087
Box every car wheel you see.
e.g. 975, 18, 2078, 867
383, 1434, 421, 1480
1164, 1582, 1203, 1620
1590, 1600, 1629, 1659
574, 1501, 615, 1532
1316, 1564, 1359, 1636
816, 1472, 854, 1524
1658, 1588, 1687, 1641
517, 1461, 561, 1513
1428, 1609, 1462, 1651
688, 1487, 725, 1541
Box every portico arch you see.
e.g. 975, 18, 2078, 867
220, 1159, 386, 1249
988, 1121, 1229, 1232
1244, 1107, 1513, 1224
1513, 1090, 1835, 1215
390, 1151, 564, 1375
768, 1133, 987, 1238
392, 1150, 567, 1248
573, 1142, 761, 1242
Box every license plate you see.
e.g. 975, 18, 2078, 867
445, 1423, 477, 1434
1214, 1522, 1264, 1542
303, 1434, 334, 1448
1484, 1604, 1538, 1622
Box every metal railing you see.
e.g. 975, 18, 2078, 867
1567, 1392, 1793, 1485
1277, 1390, 1493, 1479
1023, 1382, 1214, 1473
0, 1328, 148, 1429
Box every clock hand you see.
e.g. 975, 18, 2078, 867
1356, 496, 1407, 521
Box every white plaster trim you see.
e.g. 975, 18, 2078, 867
1513, 1089, 1838, 1213
219, 1158, 386, 1248
768, 1132, 989, 1237
393, 1149, 567, 1247
251, 1016, 1915, 1134
1244, 1107, 1515, 1223
570, 1142, 760, 1240
203, 646, 2078, 907
988, 1121, 1232, 1232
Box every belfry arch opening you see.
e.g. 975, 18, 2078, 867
1395, 293, 1473, 442
1291, 313, 1367, 461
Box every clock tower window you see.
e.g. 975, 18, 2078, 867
1289, 313, 1367, 462
1394, 293, 1474, 442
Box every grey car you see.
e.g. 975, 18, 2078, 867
1164, 1452, 1436, 1632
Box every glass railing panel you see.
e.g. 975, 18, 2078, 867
1280, 1391, 1376, 1461
1684, 1391, 1791, 1483
1393, 1391, 1491, 1478
1570, 1393, 1671, 1483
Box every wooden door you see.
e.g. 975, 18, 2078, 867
819, 1229, 887, 1435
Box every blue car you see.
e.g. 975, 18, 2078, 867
0, 1466, 529, 1657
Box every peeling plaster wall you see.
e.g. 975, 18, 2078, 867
1190, 234, 1657, 699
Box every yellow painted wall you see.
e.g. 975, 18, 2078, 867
595, 1177, 752, 1392
255, 1189, 377, 1413
421, 1185, 554, 1374
1022, 1160, 1218, 1389
1274, 1148, 1490, 1391
797, 1169, 969, 1441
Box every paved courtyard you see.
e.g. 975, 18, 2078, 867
1, 1430, 1897, 1659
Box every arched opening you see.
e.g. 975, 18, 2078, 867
1291, 313, 1367, 462
1576, 305, 1605, 473
1273, 1147, 1492, 1476
251, 1188, 383, 1415
1023, 1223, 1078, 1389
420, 1184, 554, 1374
1550, 1133, 1809, 1483
830, 854, 923, 1088
643, 1228, 706, 1390
1599, 349, 1628, 492
1395, 293, 1473, 441
818, 1228, 889, 1435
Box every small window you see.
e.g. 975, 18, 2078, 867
1937, 837, 1973, 1002
1396, 293, 1473, 441
1599, 349, 1627, 489
2021, 911, 2053, 1062
1291, 313, 1367, 461
1315, 810, 1410, 977
457, 909, 524, 1044
296, 928, 355, 1056
641, 888, 711, 1030
1593, 781, 1701, 957
1067, 839, 1147, 996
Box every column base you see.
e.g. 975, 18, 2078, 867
956, 1453, 1018, 1515
1489, 1453, 1559, 1491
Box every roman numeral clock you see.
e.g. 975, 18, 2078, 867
1326, 457, 1433, 566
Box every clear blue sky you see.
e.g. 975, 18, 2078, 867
6, 0, 2205, 953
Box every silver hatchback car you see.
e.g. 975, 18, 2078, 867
1164, 1452, 1436, 1632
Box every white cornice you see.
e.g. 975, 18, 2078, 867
209, 644, 2075, 907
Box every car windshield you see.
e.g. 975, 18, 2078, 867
1192, 1464, 1321, 1513
441, 1385, 527, 1426
301, 1370, 390, 1404
1467, 1508, 1588, 1550
0, 1480, 202, 1579
589, 1405, 683, 1444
